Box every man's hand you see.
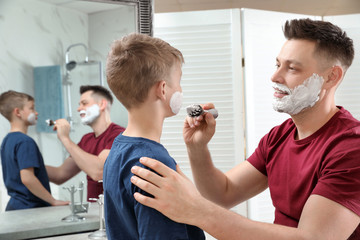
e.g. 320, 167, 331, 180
183, 103, 217, 148
130, 157, 206, 226
53, 119, 71, 142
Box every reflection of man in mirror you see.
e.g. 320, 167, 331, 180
46, 85, 125, 201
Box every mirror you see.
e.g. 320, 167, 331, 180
0, 0, 153, 210
37, 0, 153, 36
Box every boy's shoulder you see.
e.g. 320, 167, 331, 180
115, 135, 166, 154
114, 135, 171, 155
114, 134, 177, 169
3, 132, 34, 145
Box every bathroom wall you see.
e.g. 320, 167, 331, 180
89, 6, 136, 128
0, 0, 134, 211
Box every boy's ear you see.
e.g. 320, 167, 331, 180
155, 80, 167, 100
13, 108, 22, 118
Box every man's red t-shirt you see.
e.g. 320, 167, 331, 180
77, 122, 125, 201
248, 107, 360, 239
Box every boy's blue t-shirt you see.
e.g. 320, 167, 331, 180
1, 132, 51, 210
103, 134, 205, 240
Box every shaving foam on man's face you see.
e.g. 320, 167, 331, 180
79, 104, 100, 125
170, 91, 183, 115
272, 73, 324, 115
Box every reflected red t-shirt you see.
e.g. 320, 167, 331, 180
247, 107, 360, 239
77, 122, 125, 201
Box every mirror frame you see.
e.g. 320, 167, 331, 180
90, 0, 154, 36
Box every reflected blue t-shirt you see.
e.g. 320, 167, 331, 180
103, 134, 205, 240
1, 132, 51, 210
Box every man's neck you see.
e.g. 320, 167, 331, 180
291, 102, 339, 140
91, 114, 112, 137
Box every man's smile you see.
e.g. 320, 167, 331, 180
273, 87, 290, 98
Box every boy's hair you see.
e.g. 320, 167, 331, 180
0, 90, 34, 121
80, 85, 113, 105
283, 18, 354, 71
106, 33, 184, 109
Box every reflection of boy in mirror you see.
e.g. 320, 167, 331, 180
46, 85, 125, 201
0, 90, 68, 211
103, 33, 205, 239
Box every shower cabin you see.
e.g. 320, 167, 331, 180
63, 43, 103, 127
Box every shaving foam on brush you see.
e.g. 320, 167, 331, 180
186, 104, 218, 119
45, 119, 56, 126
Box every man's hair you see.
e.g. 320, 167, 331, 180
80, 85, 113, 105
0, 90, 34, 121
283, 18, 354, 70
106, 33, 184, 109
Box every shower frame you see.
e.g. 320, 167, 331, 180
63, 43, 104, 124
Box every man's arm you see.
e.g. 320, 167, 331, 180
20, 168, 69, 206
58, 137, 109, 181
184, 104, 268, 208
46, 156, 81, 184
131, 157, 360, 240
54, 119, 109, 181
187, 144, 268, 208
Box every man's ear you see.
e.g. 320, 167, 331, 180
324, 65, 343, 89
99, 99, 108, 111
155, 80, 167, 100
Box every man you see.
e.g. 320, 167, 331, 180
130, 19, 360, 239
46, 85, 125, 201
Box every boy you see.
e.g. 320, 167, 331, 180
103, 33, 205, 239
0, 90, 68, 210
